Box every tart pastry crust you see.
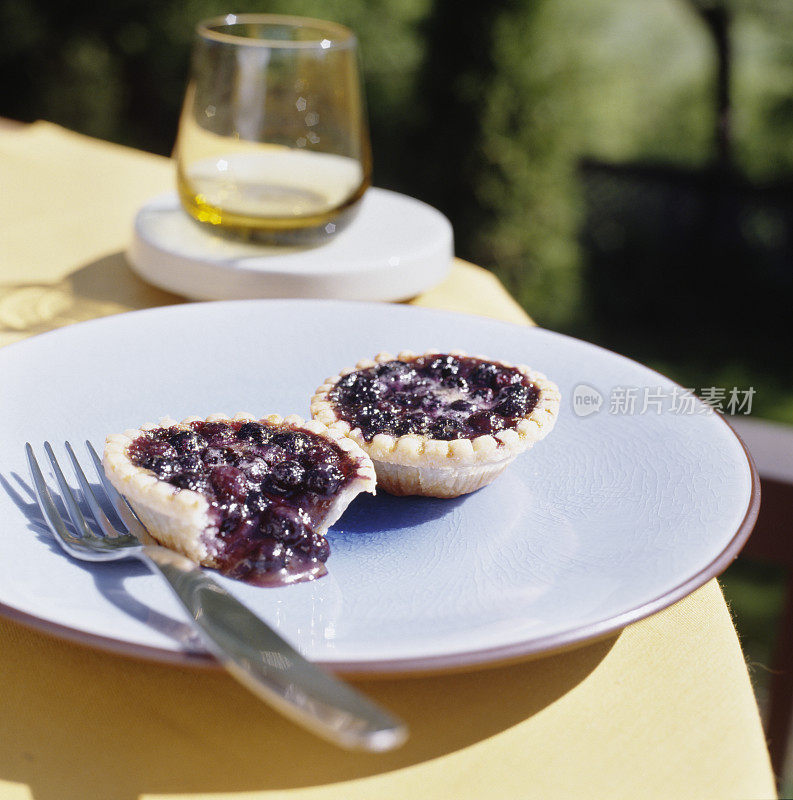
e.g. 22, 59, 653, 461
310, 350, 560, 498
102, 412, 376, 567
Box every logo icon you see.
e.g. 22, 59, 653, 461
572, 384, 603, 417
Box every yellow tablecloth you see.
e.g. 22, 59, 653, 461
0, 123, 776, 800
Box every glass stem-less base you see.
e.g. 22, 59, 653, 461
179, 193, 366, 246
176, 149, 370, 246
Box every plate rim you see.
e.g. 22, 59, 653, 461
0, 299, 761, 675
0, 419, 758, 675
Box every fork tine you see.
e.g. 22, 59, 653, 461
65, 442, 122, 539
43, 441, 95, 540
85, 441, 149, 541
25, 444, 83, 547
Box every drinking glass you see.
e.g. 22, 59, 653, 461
175, 14, 371, 244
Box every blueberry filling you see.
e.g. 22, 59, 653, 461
126, 420, 360, 585
329, 355, 539, 441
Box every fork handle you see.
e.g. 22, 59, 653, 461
140, 545, 407, 752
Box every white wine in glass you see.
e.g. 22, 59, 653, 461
175, 14, 371, 244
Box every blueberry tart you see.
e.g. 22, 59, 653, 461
310, 351, 560, 498
102, 413, 376, 585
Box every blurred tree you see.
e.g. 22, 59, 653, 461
688, 0, 732, 168
578, 0, 793, 381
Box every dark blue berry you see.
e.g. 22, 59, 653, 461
219, 508, 248, 535
421, 395, 444, 414
201, 421, 235, 446
393, 418, 411, 436
210, 465, 249, 502
494, 369, 524, 389
302, 442, 336, 466
377, 409, 400, 433
501, 383, 531, 399
470, 387, 494, 403
495, 386, 531, 417
376, 361, 415, 383
169, 430, 205, 455
260, 506, 311, 545
279, 511, 312, 546
298, 531, 330, 562
203, 447, 227, 467
337, 372, 358, 390
253, 537, 286, 571
405, 411, 432, 434
428, 355, 460, 378
494, 397, 528, 417
270, 460, 306, 491
258, 444, 286, 466
144, 440, 178, 459
313, 537, 331, 562
237, 421, 270, 444
431, 418, 465, 440
237, 456, 269, 482
148, 456, 181, 477
356, 405, 390, 434
442, 374, 469, 392
468, 410, 506, 435
245, 489, 271, 514
306, 463, 343, 495
178, 453, 203, 473
271, 431, 312, 455
340, 374, 384, 405
470, 361, 499, 387
172, 472, 210, 492
392, 391, 418, 409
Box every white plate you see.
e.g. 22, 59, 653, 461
0, 300, 757, 674
127, 189, 453, 302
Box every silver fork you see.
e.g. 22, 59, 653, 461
26, 440, 407, 752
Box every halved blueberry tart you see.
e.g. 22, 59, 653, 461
311, 350, 560, 498
102, 413, 376, 585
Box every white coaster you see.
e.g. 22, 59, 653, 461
127, 188, 453, 302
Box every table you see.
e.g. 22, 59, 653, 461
0, 122, 777, 799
